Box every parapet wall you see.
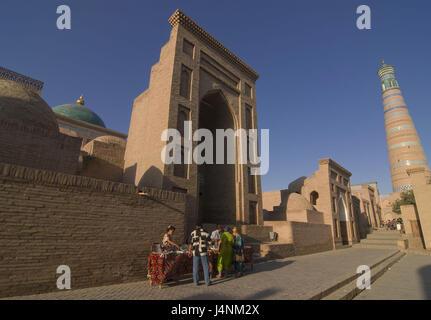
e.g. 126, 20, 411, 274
264, 221, 333, 256
0, 121, 81, 174
0, 162, 186, 298
262, 190, 283, 211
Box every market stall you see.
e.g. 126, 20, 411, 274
147, 247, 254, 288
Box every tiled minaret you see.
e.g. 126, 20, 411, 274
378, 60, 430, 192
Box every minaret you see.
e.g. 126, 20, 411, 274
378, 60, 430, 192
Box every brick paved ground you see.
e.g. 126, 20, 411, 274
355, 254, 431, 300
4, 248, 398, 300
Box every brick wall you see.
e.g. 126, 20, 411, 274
262, 190, 282, 211
0, 121, 81, 174
0, 162, 186, 298
264, 221, 333, 256
81, 139, 125, 182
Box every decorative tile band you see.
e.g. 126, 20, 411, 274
386, 125, 415, 134
385, 111, 410, 121
383, 92, 402, 100
383, 89, 401, 97
386, 119, 413, 128
384, 105, 408, 114
388, 141, 422, 150
391, 159, 428, 169
383, 99, 406, 108
393, 184, 413, 192
0, 66, 44, 92
388, 134, 418, 142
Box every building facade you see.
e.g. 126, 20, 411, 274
351, 183, 382, 229
263, 159, 359, 248
123, 10, 263, 230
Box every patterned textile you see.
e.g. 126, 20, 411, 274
189, 228, 210, 256
147, 247, 254, 285
148, 252, 215, 285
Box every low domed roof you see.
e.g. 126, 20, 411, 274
53, 96, 106, 128
286, 193, 314, 211
93, 135, 126, 147
0, 79, 59, 133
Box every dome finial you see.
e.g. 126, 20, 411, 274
76, 95, 85, 105
382, 59, 386, 65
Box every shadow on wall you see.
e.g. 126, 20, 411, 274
358, 212, 372, 239
123, 164, 164, 190
125, 164, 198, 241
80, 157, 124, 182
139, 166, 164, 189
418, 265, 431, 300
123, 163, 137, 185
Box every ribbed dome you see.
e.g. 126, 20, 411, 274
0, 79, 59, 133
53, 99, 106, 128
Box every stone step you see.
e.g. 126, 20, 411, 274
359, 240, 401, 245
321, 251, 406, 300
353, 244, 399, 250
369, 233, 401, 238
365, 234, 402, 239
306, 250, 403, 300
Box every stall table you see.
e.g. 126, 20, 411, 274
147, 246, 253, 287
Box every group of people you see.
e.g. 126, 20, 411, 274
383, 218, 403, 232
161, 223, 246, 286
210, 224, 246, 279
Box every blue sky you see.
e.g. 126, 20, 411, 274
1, 0, 431, 195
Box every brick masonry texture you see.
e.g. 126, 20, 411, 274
0, 162, 186, 298
0, 121, 82, 175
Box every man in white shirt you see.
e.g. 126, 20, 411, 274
210, 225, 223, 249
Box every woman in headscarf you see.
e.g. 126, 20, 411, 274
216, 226, 234, 278
232, 226, 245, 277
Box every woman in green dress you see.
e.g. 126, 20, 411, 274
216, 227, 234, 278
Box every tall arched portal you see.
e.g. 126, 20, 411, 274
198, 91, 236, 224
123, 9, 263, 234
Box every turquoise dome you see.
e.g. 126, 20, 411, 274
53, 98, 105, 128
